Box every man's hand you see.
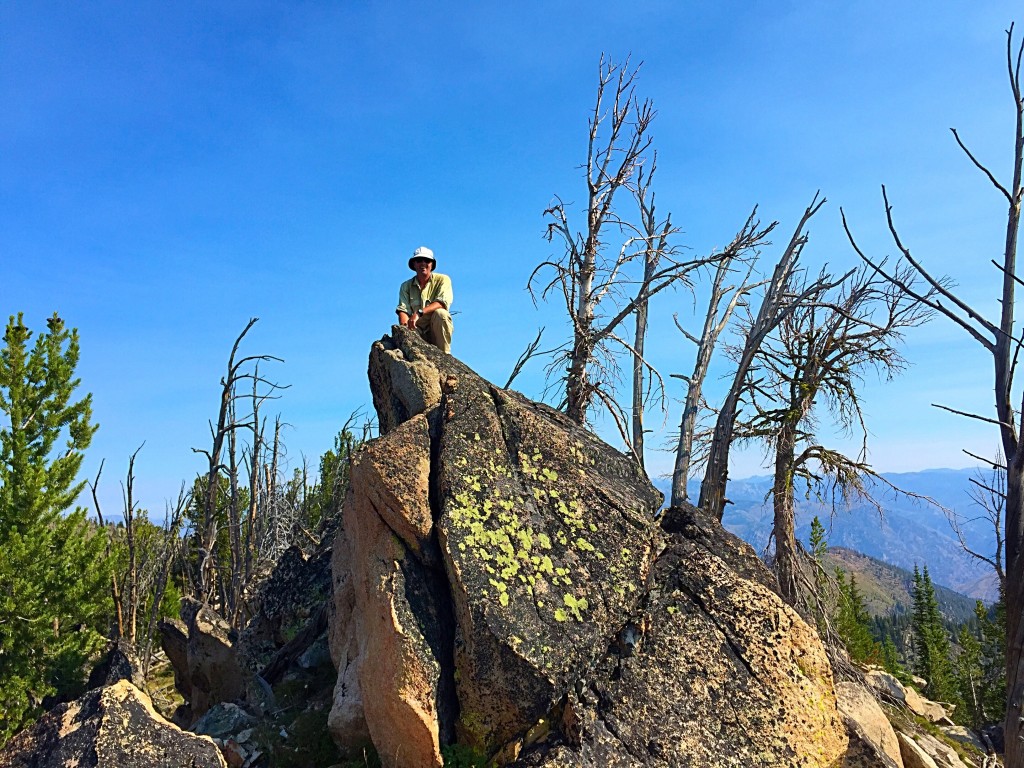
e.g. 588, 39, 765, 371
406, 315, 417, 329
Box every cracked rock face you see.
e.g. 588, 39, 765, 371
330, 327, 848, 767
516, 504, 847, 767
0, 681, 227, 768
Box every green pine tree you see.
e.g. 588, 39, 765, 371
809, 516, 827, 560
910, 566, 935, 681
955, 614, 985, 727
0, 314, 111, 745
834, 568, 882, 664
909, 564, 959, 705
954, 595, 1006, 728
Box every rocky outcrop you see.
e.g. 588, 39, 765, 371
0, 681, 226, 768
326, 327, 849, 767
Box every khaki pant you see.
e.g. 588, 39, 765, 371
416, 308, 453, 354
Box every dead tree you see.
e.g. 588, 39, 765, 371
957, 455, 1008, 595
842, 24, 1023, 764
193, 318, 283, 608
141, 485, 187, 675
698, 195, 848, 520
89, 446, 187, 670
87, 461, 123, 638
87, 444, 145, 642
121, 444, 143, 643
746, 265, 929, 607
530, 57, 714, 432
670, 214, 768, 506
630, 156, 674, 467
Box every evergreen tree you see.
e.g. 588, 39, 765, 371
834, 568, 882, 664
955, 596, 1006, 728
805, 516, 830, 633
910, 565, 958, 704
956, 613, 985, 727
0, 314, 110, 745
305, 428, 360, 528
881, 636, 909, 681
911, 565, 929, 672
808, 516, 827, 561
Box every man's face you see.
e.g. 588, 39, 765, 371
413, 258, 433, 279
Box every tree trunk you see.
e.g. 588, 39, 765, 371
772, 423, 799, 606
671, 302, 721, 507
697, 196, 826, 519
671, 395, 699, 507
1005, 449, 1024, 768
698, 386, 742, 519
566, 336, 592, 425
631, 291, 649, 468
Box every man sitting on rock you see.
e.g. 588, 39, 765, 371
396, 246, 453, 354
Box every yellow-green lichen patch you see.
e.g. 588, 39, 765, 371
562, 593, 589, 621
447, 424, 649, 636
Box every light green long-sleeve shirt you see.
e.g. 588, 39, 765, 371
396, 273, 453, 315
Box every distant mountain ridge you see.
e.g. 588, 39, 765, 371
825, 547, 979, 623
654, 468, 1000, 601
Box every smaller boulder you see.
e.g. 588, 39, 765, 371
298, 634, 332, 670
161, 599, 248, 719
835, 681, 903, 768
863, 670, 952, 724
897, 732, 939, 768
865, 670, 909, 705
0, 681, 226, 768
912, 733, 970, 768
87, 637, 146, 690
939, 725, 983, 752
186, 600, 247, 716
159, 617, 191, 694
903, 688, 951, 724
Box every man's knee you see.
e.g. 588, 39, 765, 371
431, 308, 452, 328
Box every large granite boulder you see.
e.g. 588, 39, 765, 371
326, 327, 848, 766
0, 681, 226, 768
434, 360, 662, 752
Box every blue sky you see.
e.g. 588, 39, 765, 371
2, 1, 1021, 515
